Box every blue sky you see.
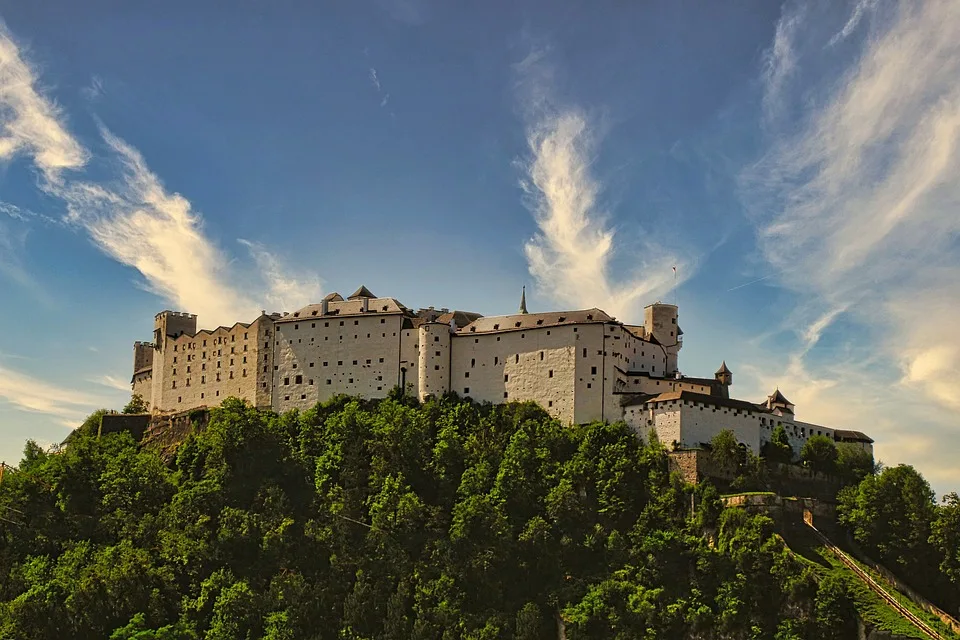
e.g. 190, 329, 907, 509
1, 0, 958, 496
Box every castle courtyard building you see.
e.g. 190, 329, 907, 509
133, 286, 872, 459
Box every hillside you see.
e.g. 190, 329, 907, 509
0, 394, 957, 639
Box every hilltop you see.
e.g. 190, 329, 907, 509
0, 394, 957, 639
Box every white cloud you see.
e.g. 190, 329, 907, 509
0, 23, 324, 330
369, 67, 381, 92
761, 5, 805, 124
0, 364, 106, 427
59, 128, 258, 326
516, 51, 685, 323
0, 22, 88, 183
89, 374, 132, 393
743, 0, 960, 493
238, 239, 323, 313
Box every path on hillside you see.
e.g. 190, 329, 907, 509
804, 521, 947, 640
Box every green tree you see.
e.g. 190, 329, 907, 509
800, 435, 837, 474
709, 429, 744, 477
835, 443, 875, 483
761, 425, 793, 465
122, 394, 149, 414
838, 465, 937, 577
930, 492, 960, 585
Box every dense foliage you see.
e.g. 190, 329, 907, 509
0, 395, 871, 638
838, 464, 960, 613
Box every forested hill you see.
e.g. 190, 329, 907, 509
0, 394, 956, 639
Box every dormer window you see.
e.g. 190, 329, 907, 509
493, 324, 499, 330
515, 321, 521, 327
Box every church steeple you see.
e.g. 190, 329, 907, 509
519, 286, 528, 314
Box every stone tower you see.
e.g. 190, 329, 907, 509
715, 361, 732, 399
643, 303, 682, 375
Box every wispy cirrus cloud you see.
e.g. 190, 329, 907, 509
515, 48, 686, 323
238, 238, 323, 312
0, 21, 322, 330
0, 363, 106, 426
742, 0, 960, 493
0, 21, 87, 184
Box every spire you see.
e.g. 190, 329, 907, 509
715, 361, 731, 375
519, 285, 528, 314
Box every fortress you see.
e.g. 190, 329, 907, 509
131, 286, 873, 459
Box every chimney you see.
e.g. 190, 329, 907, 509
321, 298, 328, 315
362, 297, 369, 313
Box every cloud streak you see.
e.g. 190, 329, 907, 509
0, 22, 323, 330
238, 239, 323, 312
0, 22, 87, 183
516, 50, 684, 322
743, 0, 960, 493
0, 364, 106, 427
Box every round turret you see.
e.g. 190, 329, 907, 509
418, 322, 451, 402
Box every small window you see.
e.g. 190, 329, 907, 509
379, 358, 384, 363
301, 394, 307, 400
435, 351, 440, 357
353, 360, 358, 365
434, 336, 440, 342
354, 320, 359, 325
503, 391, 508, 398
434, 365, 440, 371
339, 321, 344, 326
465, 372, 470, 378
325, 322, 329, 327
494, 356, 499, 365
381, 318, 385, 324
583, 348, 587, 358
591, 366, 597, 375
366, 359, 371, 364
295, 375, 303, 384
587, 383, 592, 389
294, 324, 299, 330
548, 370, 554, 378
471, 358, 475, 367
309, 362, 314, 367
504, 374, 509, 382
464, 387, 470, 394
326, 379, 332, 385
323, 362, 328, 367
284, 377, 290, 385
338, 361, 343, 366
515, 354, 519, 364
348, 378, 354, 383
285, 395, 290, 401
540, 351, 544, 360
548, 400, 553, 407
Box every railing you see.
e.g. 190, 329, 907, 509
806, 521, 948, 640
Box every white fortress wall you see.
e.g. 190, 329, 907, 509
273, 304, 406, 412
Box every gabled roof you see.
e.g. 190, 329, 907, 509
459, 308, 615, 334
348, 285, 376, 299
623, 390, 767, 413
834, 429, 874, 444
767, 388, 794, 407
323, 292, 344, 302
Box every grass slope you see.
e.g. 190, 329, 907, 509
781, 522, 951, 640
